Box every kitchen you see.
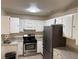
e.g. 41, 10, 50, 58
1, 0, 78, 59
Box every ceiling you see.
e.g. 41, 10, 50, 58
1, 0, 78, 16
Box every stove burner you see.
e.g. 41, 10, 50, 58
23, 36, 37, 43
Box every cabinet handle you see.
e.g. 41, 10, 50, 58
73, 26, 75, 28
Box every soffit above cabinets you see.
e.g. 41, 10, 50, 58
2, 0, 78, 16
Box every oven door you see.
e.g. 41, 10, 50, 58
23, 43, 37, 55
24, 43, 37, 51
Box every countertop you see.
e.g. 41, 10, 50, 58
1, 35, 43, 46
1, 37, 23, 45
53, 47, 78, 59
1, 35, 43, 44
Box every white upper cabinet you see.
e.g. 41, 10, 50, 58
1, 16, 10, 34
10, 17, 20, 33
56, 17, 63, 24
35, 20, 45, 32
63, 13, 78, 43
22, 19, 45, 32
72, 13, 78, 45
63, 14, 73, 38
45, 17, 63, 26
45, 18, 55, 26
45, 13, 78, 45
19, 20, 25, 32
23, 20, 35, 30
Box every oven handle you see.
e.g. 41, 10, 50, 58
24, 43, 37, 44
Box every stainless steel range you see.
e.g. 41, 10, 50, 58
23, 34, 37, 56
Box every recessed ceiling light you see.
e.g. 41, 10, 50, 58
25, 3, 41, 13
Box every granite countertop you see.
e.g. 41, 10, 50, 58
1, 35, 43, 45
1, 37, 23, 45
1, 40, 18, 46
53, 47, 78, 59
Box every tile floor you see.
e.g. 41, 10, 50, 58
19, 54, 43, 59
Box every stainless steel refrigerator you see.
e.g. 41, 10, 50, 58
43, 25, 66, 59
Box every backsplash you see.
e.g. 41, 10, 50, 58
66, 38, 78, 51
1, 32, 43, 40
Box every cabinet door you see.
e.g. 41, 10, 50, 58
23, 20, 44, 32
1, 45, 18, 59
72, 13, 78, 45
45, 18, 55, 26
18, 41, 23, 55
1, 16, 10, 34
63, 15, 73, 38
37, 41, 43, 53
56, 17, 63, 24
24, 20, 35, 30
19, 20, 24, 32
35, 20, 44, 32
10, 17, 19, 33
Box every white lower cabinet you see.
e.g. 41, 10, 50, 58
37, 40, 43, 54
18, 41, 23, 55
1, 45, 18, 59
